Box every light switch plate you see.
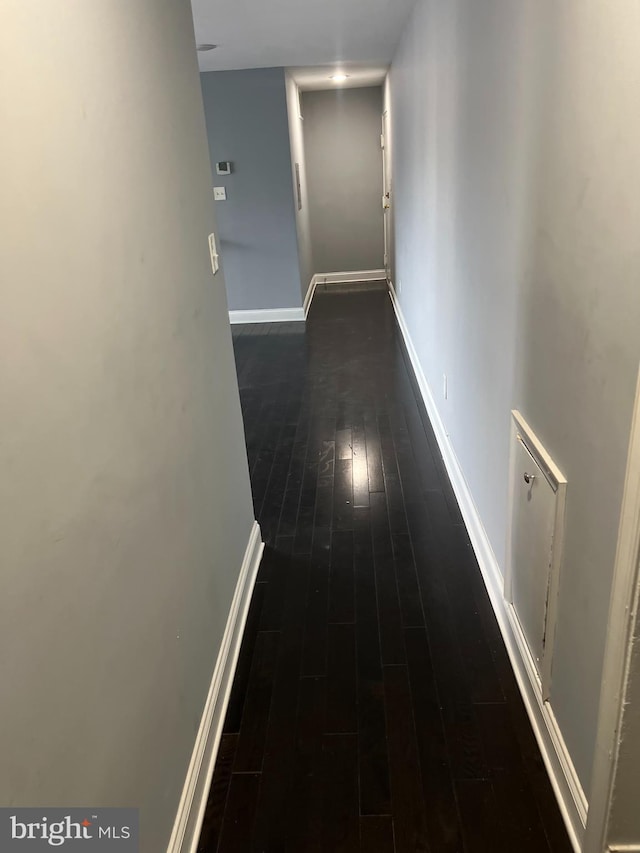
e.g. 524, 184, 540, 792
213, 186, 227, 201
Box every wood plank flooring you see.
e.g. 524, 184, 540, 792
197, 285, 573, 852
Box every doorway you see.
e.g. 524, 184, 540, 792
299, 84, 386, 283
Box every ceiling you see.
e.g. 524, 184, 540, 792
192, 0, 416, 75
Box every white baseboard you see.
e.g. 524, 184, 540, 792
313, 268, 387, 285
166, 521, 264, 853
227, 269, 387, 327
303, 269, 387, 319
228, 307, 304, 324
303, 276, 317, 319
388, 281, 587, 853
609, 846, 640, 852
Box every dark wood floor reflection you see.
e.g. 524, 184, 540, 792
198, 286, 572, 852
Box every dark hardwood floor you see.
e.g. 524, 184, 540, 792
198, 285, 573, 852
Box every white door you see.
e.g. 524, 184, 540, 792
509, 437, 557, 672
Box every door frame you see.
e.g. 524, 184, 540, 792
584, 364, 640, 852
381, 110, 391, 282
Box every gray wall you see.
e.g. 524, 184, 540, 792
0, 2, 255, 851
389, 0, 640, 796
200, 68, 303, 311
302, 86, 385, 274
285, 73, 315, 302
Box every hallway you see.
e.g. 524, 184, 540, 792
198, 286, 573, 852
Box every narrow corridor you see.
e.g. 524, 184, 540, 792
198, 285, 572, 852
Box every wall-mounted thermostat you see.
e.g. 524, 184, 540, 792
216, 161, 233, 175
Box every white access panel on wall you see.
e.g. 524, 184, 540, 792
510, 438, 556, 667
506, 411, 567, 699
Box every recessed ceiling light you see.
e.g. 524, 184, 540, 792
197, 44, 218, 52
330, 73, 350, 83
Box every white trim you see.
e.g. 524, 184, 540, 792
388, 280, 586, 852
228, 269, 388, 326
303, 270, 387, 319
166, 521, 264, 853
608, 847, 640, 852
313, 268, 387, 285
228, 307, 304, 324
585, 365, 640, 853
303, 275, 318, 319
510, 410, 567, 487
